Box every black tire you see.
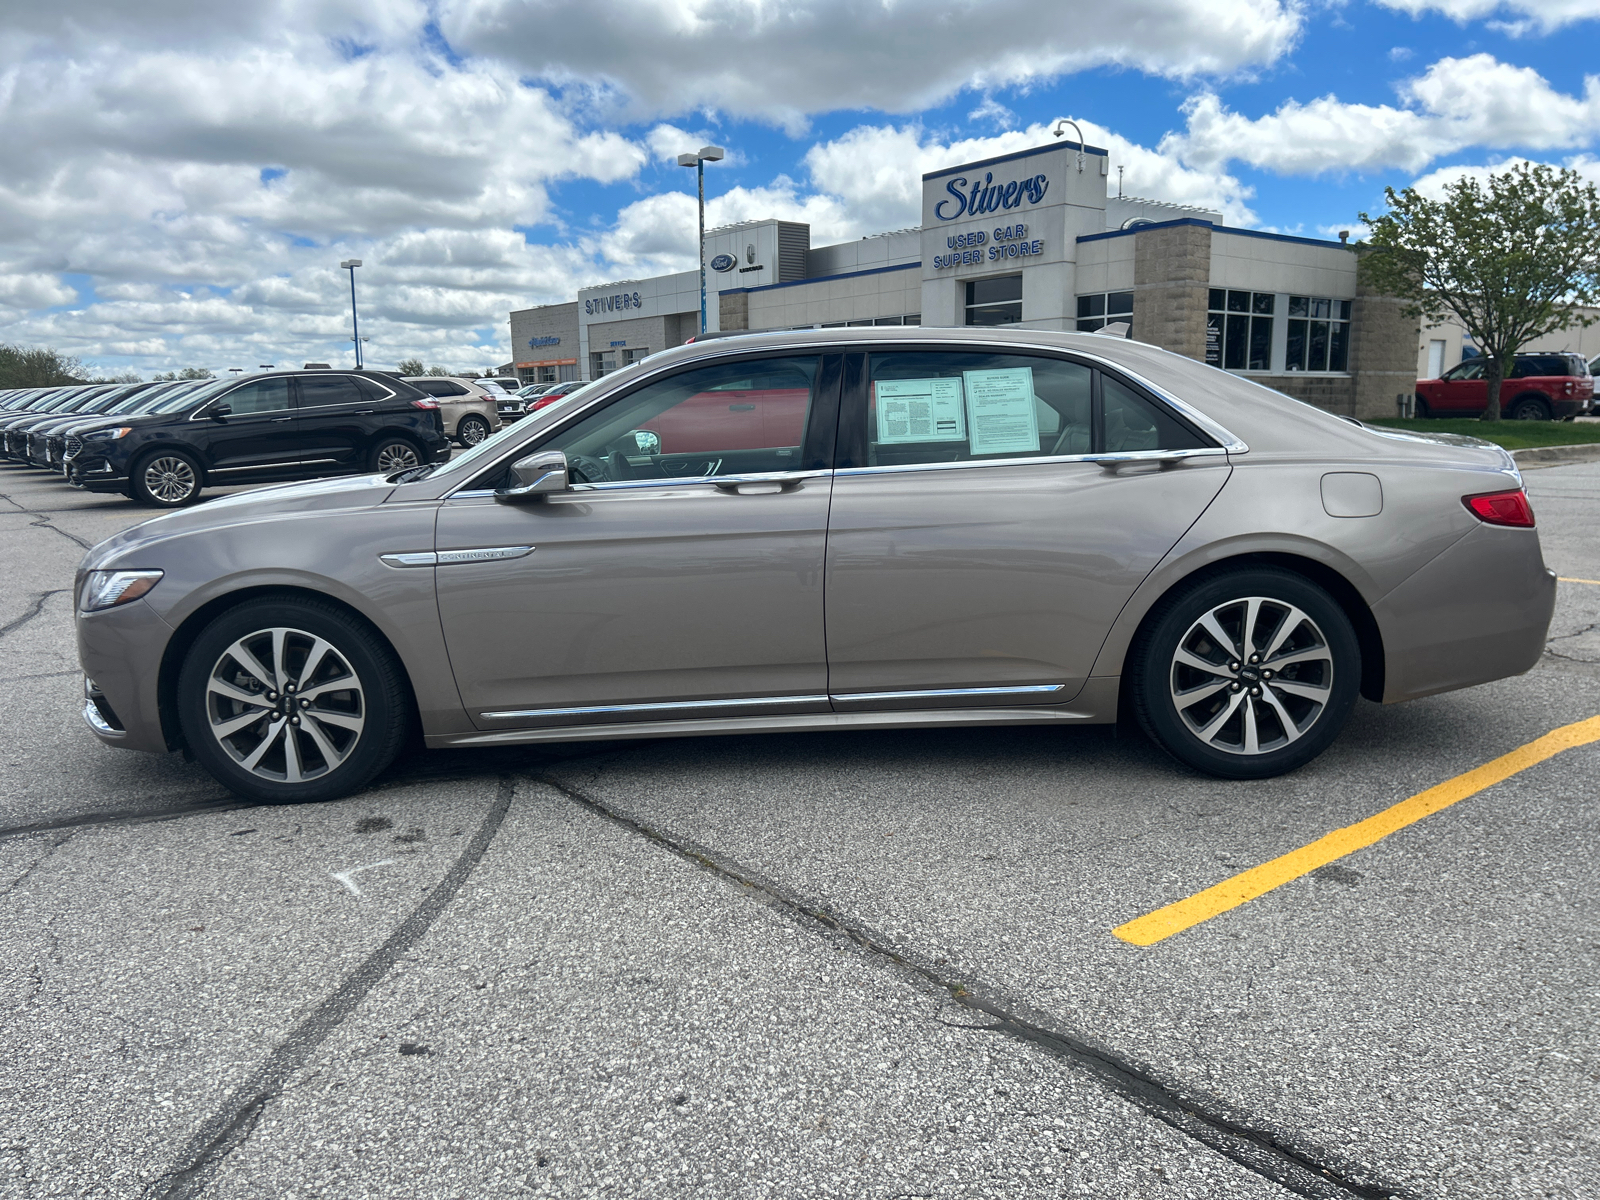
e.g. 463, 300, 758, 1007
130, 449, 204, 507
369, 437, 421, 473
1412, 394, 1429, 419
1130, 567, 1361, 780
1508, 395, 1550, 421
176, 597, 411, 804
456, 414, 491, 446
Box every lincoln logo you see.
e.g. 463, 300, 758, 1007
935, 171, 1049, 221
709, 253, 736, 272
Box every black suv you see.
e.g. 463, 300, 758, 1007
66, 369, 451, 507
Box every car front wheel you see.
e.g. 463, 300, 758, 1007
131, 450, 204, 507
1130, 568, 1361, 779
176, 598, 410, 803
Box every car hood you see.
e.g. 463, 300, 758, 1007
83, 474, 400, 569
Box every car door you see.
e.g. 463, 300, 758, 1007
1430, 359, 1486, 414
822, 346, 1232, 710
431, 351, 843, 731
193, 376, 302, 478
294, 373, 391, 469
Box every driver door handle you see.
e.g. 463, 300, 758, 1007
713, 476, 805, 494
270, 417, 293, 423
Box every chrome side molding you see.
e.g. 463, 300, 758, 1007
380, 545, 534, 568
480, 683, 1067, 722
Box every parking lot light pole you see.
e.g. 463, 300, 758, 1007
676, 146, 724, 336
340, 259, 363, 368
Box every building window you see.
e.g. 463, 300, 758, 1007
1206, 290, 1275, 371
965, 275, 1022, 326
591, 350, 617, 378
1285, 297, 1352, 372
622, 347, 649, 366
1076, 291, 1133, 333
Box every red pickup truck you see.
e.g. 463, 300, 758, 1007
1415, 353, 1591, 420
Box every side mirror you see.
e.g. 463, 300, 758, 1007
209, 404, 232, 420
630, 429, 660, 455
495, 450, 569, 502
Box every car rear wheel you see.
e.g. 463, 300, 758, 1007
1509, 395, 1550, 421
1130, 568, 1361, 780
456, 414, 491, 446
177, 598, 410, 803
369, 438, 421, 473
131, 450, 203, 507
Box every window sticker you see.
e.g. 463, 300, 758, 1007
874, 378, 967, 443
962, 367, 1040, 455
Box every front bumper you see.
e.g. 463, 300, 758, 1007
76, 597, 175, 753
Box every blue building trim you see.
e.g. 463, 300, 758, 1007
922, 140, 1107, 181
1077, 218, 1350, 250
718, 260, 920, 296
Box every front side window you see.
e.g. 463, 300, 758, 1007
965, 275, 1022, 326
862, 350, 1208, 469
1284, 297, 1352, 372
218, 377, 291, 414
496, 355, 825, 487
1206, 290, 1274, 372
1444, 360, 1484, 381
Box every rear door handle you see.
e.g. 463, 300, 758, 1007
728, 403, 756, 411
271, 417, 293, 423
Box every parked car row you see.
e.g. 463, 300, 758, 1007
0, 369, 455, 507
1415, 352, 1593, 419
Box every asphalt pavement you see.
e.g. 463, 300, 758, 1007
0, 460, 1595, 1199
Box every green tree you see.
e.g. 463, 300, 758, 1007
0, 344, 85, 387
425, 364, 451, 376
153, 367, 216, 381
396, 357, 426, 376
1360, 162, 1600, 421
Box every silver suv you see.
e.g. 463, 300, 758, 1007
400, 376, 502, 446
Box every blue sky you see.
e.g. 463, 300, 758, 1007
2, 0, 1598, 374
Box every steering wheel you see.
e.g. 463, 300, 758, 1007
567, 453, 611, 484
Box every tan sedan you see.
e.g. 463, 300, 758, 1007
76, 328, 1554, 803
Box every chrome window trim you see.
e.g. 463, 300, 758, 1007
831, 684, 1066, 702
835, 446, 1229, 479
482, 693, 830, 721
444, 469, 832, 501
436, 335, 1248, 501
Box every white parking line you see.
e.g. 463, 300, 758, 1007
330, 859, 396, 897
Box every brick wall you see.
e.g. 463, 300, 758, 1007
1132, 224, 1211, 359
719, 291, 749, 331
1253, 374, 1356, 416
1349, 267, 1420, 420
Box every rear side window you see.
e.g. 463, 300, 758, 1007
218, 377, 291, 415
414, 380, 470, 398
298, 376, 365, 407
860, 350, 1208, 468
353, 376, 396, 402
1512, 355, 1570, 378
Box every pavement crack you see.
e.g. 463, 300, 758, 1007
0, 590, 66, 641
140, 775, 517, 1200
534, 773, 1401, 1200
0, 830, 74, 902
0, 491, 95, 550
0, 797, 251, 842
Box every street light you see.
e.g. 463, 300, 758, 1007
676, 146, 724, 336
340, 258, 363, 367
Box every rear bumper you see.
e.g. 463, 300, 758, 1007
1374, 523, 1556, 703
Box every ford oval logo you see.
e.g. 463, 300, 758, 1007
709, 253, 736, 272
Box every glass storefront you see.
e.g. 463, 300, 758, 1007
965, 275, 1023, 326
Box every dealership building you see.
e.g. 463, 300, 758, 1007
509, 137, 1419, 419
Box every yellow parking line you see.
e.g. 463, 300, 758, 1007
1558, 577, 1600, 585
1114, 714, 1600, 947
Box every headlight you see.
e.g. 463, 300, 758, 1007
86, 427, 133, 441
79, 569, 163, 612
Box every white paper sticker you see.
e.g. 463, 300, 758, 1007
874, 378, 966, 444
963, 367, 1040, 455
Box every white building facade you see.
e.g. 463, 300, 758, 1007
510, 138, 1418, 419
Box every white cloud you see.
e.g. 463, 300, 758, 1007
1374, 0, 1600, 33
1167, 55, 1600, 175
441, 0, 1303, 128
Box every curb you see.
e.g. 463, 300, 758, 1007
1512, 444, 1600, 468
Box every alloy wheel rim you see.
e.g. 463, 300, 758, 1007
1169, 596, 1334, 756
377, 443, 420, 471
205, 627, 366, 783
460, 418, 488, 445
144, 457, 197, 503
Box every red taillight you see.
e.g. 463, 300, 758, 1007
411, 398, 439, 409
1464, 489, 1535, 527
